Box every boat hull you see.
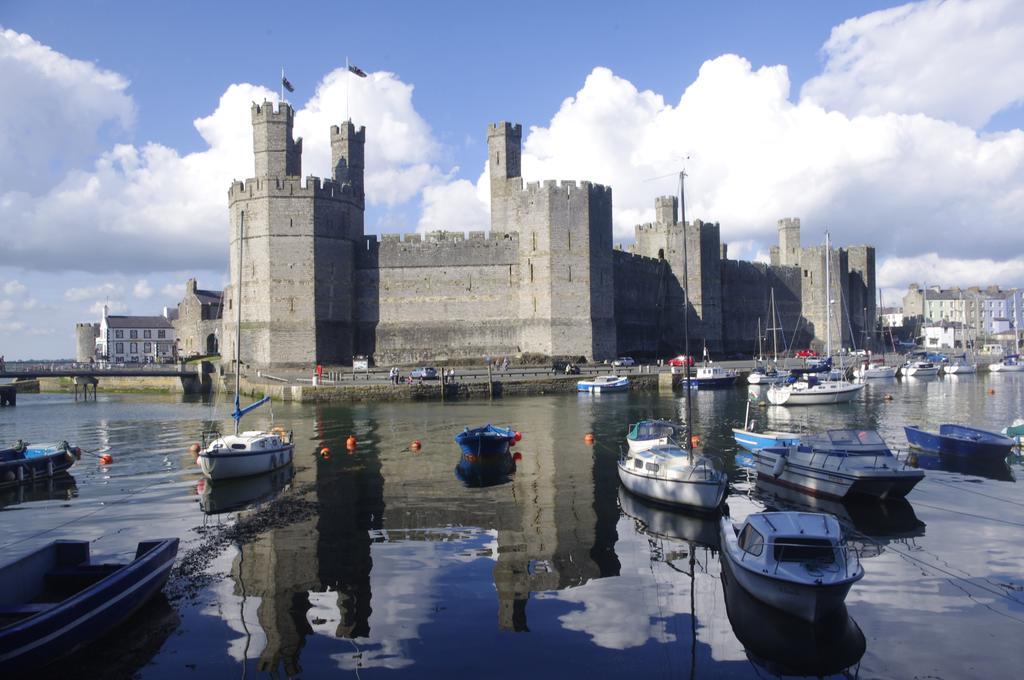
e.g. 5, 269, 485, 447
989, 362, 1024, 372
853, 366, 897, 379
731, 428, 801, 452
904, 366, 939, 377
695, 376, 736, 389
720, 521, 857, 622
617, 460, 726, 511
0, 444, 77, 489
767, 383, 863, 405
198, 444, 294, 481
576, 377, 629, 393
753, 448, 922, 500
0, 539, 178, 672
943, 363, 976, 374
904, 425, 1013, 461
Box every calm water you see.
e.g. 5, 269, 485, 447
2, 374, 1023, 679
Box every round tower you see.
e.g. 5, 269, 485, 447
75, 322, 99, 363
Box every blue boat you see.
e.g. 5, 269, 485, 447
904, 424, 1014, 461
0, 538, 179, 672
0, 441, 80, 488
454, 425, 518, 486
732, 428, 802, 452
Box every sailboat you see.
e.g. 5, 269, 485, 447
748, 289, 788, 385
767, 232, 863, 406
198, 213, 295, 480
617, 169, 728, 512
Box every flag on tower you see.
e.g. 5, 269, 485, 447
348, 64, 367, 78
282, 75, 295, 92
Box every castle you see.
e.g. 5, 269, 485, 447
75, 101, 877, 367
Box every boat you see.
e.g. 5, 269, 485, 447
720, 554, 866, 677
766, 232, 862, 406
753, 429, 924, 500
1003, 419, 1024, 446
0, 538, 179, 672
853, 359, 897, 379
731, 399, 801, 452
1, 441, 81, 488
906, 449, 1014, 482
454, 424, 518, 486
719, 512, 864, 622
767, 374, 863, 405
748, 311, 787, 385
576, 375, 629, 393
904, 423, 1015, 461
693, 363, 737, 388
902, 359, 940, 377
626, 419, 685, 453
198, 212, 294, 481
747, 366, 787, 385
616, 169, 728, 514
943, 354, 976, 375
989, 354, 1024, 372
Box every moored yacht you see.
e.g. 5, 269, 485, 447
626, 419, 685, 453
853, 359, 897, 379
902, 360, 940, 377
767, 375, 863, 406
618, 444, 728, 511
943, 354, 976, 374
989, 354, 1024, 372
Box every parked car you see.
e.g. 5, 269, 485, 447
611, 356, 636, 367
795, 349, 818, 358
667, 354, 695, 367
410, 367, 438, 380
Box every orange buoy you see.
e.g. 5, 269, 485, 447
410, 440, 422, 451
584, 433, 595, 444
513, 452, 523, 461
320, 446, 331, 456
99, 453, 113, 465
346, 435, 357, 449
988, 388, 995, 395
690, 434, 701, 449
514, 431, 522, 442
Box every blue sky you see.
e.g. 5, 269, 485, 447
1, 0, 1023, 358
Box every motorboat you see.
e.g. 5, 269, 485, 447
852, 360, 897, 379
0, 538, 179, 672
753, 429, 924, 500
626, 419, 684, 453
731, 400, 801, 451
766, 375, 863, 406
617, 444, 728, 512
455, 424, 518, 486
904, 423, 1015, 461
1002, 419, 1024, 446
1, 441, 81, 488
902, 360, 940, 377
693, 364, 737, 388
719, 512, 864, 622
943, 354, 976, 375
989, 354, 1024, 372
198, 212, 294, 481
576, 375, 629, 393
720, 554, 866, 677
747, 366, 787, 385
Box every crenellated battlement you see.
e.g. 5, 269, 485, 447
777, 217, 801, 230
488, 121, 522, 136
375, 230, 520, 246
251, 100, 294, 121
520, 179, 611, 198
330, 122, 366, 141
228, 176, 360, 202
612, 249, 665, 271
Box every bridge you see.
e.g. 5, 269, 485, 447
0, 361, 211, 402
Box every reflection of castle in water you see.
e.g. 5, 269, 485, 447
222, 400, 622, 672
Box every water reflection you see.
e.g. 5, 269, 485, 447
0, 472, 77, 509
721, 556, 866, 677
197, 465, 295, 515
454, 450, 517, 487
906, 450, 1015, 481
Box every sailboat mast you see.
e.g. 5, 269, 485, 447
680, 169, 692, 460
770, 288, 779, 362
234, 211, 244, 436
825, 230, 832, 358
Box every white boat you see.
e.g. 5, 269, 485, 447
626, 419, 684, 453
748, 310, 787, 385
694, 364, 737, 388
747, 367, 787, 385
989, 354, 1024, 372
943, 355, 976, 374
618, 444, 728, 511
767, 376, 863, 405
903, 360, 940, 377
752, 429, 924, 500
577, 375, 629, 393
852, 361, 897, 379
198, 212, 295, 481
720, 512, 864, 622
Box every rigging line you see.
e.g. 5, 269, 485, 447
906, 499, 1024, 528
917, 477, 1024, 508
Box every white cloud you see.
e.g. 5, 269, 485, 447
2, 280, 27, 296
0, 320, 26, 334
161, 282, 184, 298
0, 299, 14, 319
801, 0, 1024, 129
878, 253, 1024, 290
133, 279, 153, 299
65, 283, 121, 302
0, 27, 134, 192
417, 178, 489, 232
88, 300, 127, 315
22, 298, 37, 310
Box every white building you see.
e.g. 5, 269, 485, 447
96, 306, 176, 364
923, 322, 965, 349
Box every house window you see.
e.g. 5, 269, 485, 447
158, 330, 166, 339
115, 330, 124, 339
130, 330, 138, 339
144, 342, 151, 353
144, 330, 151, 339
130, 342, 138, 353
116, 342, 124, 353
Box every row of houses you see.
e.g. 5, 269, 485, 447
75, 279, 223, 364
902, 284, 1023, 335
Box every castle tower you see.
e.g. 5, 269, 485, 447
655, 195, 677, 226
776, 218, 801, 267
488, 122, 523, 233
223, 100, 363, 369
252, 101, 302, 178
331, 121, 366, 205
75, 322, 100, 362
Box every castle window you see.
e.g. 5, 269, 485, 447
568, 265, 572, 282
496, 152, 500, 166
568, 231, 572, 250
529, 262, 534, 283
658, 248, 664, 260
532, 233, 537, 251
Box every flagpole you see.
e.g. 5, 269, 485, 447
281, 67, 284, 104
346, 56, 350, 121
